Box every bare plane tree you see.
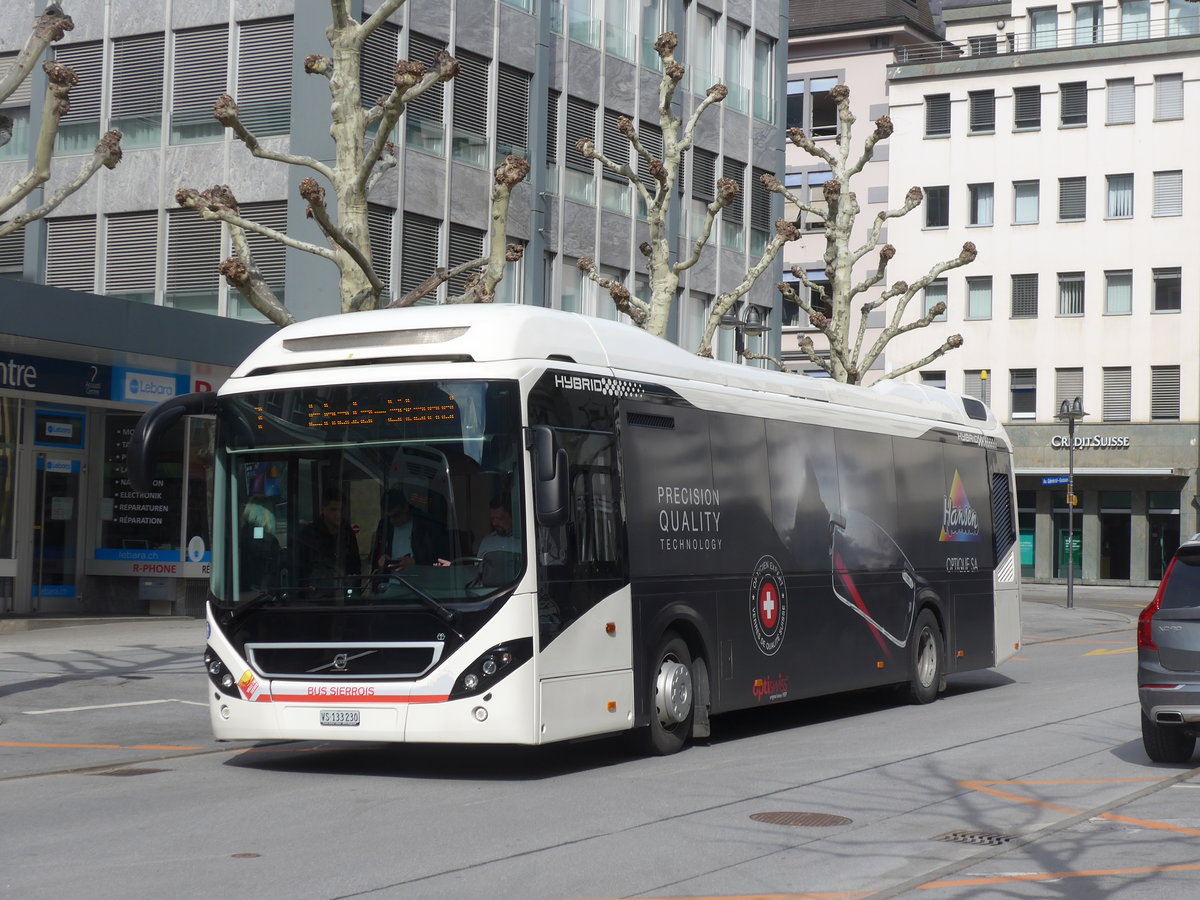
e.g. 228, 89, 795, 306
770, 85, 976, 384
575, 32, 797, 360
176, 0, 527, 326
0, 4, 123, 241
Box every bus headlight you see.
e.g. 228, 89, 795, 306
204, 646, 242, 699
450, 638, 533, 699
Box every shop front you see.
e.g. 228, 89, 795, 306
1011, 423, 1198, 586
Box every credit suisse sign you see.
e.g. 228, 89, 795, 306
1050, 435, 1132, 449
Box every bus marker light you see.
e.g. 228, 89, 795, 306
957, 650, 965, 658
473, 706, 488, 722
876, 661, 884, 669
220, 705, 230, 719
606, 622, 616, 635
607, 701, 617, 712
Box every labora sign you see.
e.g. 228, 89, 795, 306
114, 368, 187, 405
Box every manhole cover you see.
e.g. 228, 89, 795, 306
90, 768, 170, 777
932, 830, 1015, 846
750, 811, 853, 828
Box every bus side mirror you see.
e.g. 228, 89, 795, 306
525, 425, 568, 527
128, 392, 219, 493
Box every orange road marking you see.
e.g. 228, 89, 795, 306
1083, 647, 1136, 656
919, 862, 1200, 889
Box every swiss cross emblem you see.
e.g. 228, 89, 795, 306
749, 555, 788, 656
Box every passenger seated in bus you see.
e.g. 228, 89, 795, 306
239, 494, 281, 591
371, 486, 451, 571
297, 488, 362, 584
478, 496, 520, 555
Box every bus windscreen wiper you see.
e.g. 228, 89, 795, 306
364, 571, 460, 627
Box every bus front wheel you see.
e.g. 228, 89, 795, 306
644, 631, 694, 755
905, 609, 943, 705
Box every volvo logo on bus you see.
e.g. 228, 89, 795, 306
749, 555, 788, 656
331, 653, 349, 672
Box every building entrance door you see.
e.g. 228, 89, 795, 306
31, 452, 86, 612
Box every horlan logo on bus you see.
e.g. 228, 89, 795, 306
749, 555, 788, 656
939, 470, 981, 543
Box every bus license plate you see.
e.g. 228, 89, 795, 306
319, 709, 360, 727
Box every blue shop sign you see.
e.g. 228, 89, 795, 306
112, 368, 190, 405
0, 351, 111, 399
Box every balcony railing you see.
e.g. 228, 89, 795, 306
894, 15, 1200, 64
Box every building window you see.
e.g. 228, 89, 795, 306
786, 169, 832, 232
691, 6, 718, 91
921, 371, 946, 390
451, 50, 489, 167
1058, 176, 1086, 221
1106, 78, 1135, 125
925, 185, 949, 227
1148, 491, 1182, 580
1168, 0, 1200, 35
233, 201, 288, 318
1152, 170, 1183, 217
1106, 174, 1133, 218
236, 18, 293, 137
111, 33, 164, 150
0, 54, 32, 161
721, 157, 746, 251
967, 276, 992, 319
496, 65, 532, 164
1102, 367, 1132, 421
1074, 3, 1103, 45
965, 369, 991, 405
1059, 82, 1088, 126
1150, 365, 1181, 420
753, 34, 775, 122
172, 26, 229, 144
605, 0, 638, 62
399, 213, 440, 301
1010, 369, 1037, 419
1011, 273, 1039, 317
1013, 180, 1039, 224
1029, 7, 1058, 50
1055, 367, 1084, 412
600, 108, 632, 214
564, 95, 597, 203
1058, 272, 1084, 315
788, 76, 838, 138
0, 228, 23, 278
406, 34, 447, 156
689, 147, 717, 243
567, 0, 602, 47
969, 90, 995, 133
45, 216, 97, 292
365, 204, 393, 299
924, 278, 947, 321
447, 223, 485, 296
1105, 269, 1132, 314
968, 34, 997, 56
104, 211, 158, 304
750, 166, 772, 255
1152, 267, 1182, 312
1013, 85, 1041, 129
165, 208, 221, 314
1155, 74, 1185, 120
723, 20, 749, 114
1120, 0, 1150, 41
52, 42, 102, 153
968, 183, 994, 225
360, 21, 399, 116
925, 93, 950, 137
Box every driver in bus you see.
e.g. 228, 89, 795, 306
297, 488, 362, 585
478, 496, 520, 555
371, 486, 451, 571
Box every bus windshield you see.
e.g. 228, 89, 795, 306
213, 379, 525, 613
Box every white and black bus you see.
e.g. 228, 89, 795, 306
130, 305, 1020, 754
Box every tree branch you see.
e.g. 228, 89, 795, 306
447, 156, 530, 304
576, 256, 650, 323
213, 94, 335, 180
176, 185, 337, 261
297, 177, 385, 298
221, 224, 295, 326
875, 335, 965, 381
0, 130, 122, 238
0, 5, 73, 108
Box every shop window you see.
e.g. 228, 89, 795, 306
1017, 490, 1036, 579
1148, 491, 1181, 581
98, 414, 185, 562
1052, 490, 1083, 580
1099, 491, 1131, 581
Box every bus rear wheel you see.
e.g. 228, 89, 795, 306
644, 631, 694, 755
906, 609, 943, 705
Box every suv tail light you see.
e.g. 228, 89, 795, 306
1138, 557, 1177, 650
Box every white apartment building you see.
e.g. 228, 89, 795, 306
885, 0, 1199, 584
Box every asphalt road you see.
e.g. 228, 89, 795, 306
3, 596, 1197, 900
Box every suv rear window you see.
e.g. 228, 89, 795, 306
1161, 545, 1200, 610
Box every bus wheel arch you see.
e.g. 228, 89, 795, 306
643, 628, 700, 755
906, 606, 945, 705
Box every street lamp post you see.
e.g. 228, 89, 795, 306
1056, 396, 1087, 609
719, 305, 767, 364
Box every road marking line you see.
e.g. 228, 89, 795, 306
919, 862, 1200, 889
1083, 647, 1136, 656
0, 740, 204, 750
23, 698, 206, 715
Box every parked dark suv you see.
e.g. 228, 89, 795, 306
1138, 534, 1200, 763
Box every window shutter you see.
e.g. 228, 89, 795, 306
722, 157, 745, 225
1011, 274, 1038, 318
236, 18, 293, 136
691, 148, 716, 202
166, 208, 221, 294
1106, 78, 1135, 124
1059, 82, 1087, 125
564, 96, 596, 173
447, 223, 484, 296
360, 22, 399, 108
112, 34, 165, 120
968, 90, 994, 132
546, 89, 559, 165
451, 50, 488, 133
1012, 86, 1041, 128
399, 213, 439, 300
638, 121, 663, 190
1153, 171, 1183, 216
1058, 177, 1086, 220
965, 370, 991, 405
1155, 73, 1184, 120
367, 203, 393, 295
406, 34, 445, 126
46, 216, 97, 291
1010, 369, 1036, 417
173, 26, 229, 130
104, 211, 158, 295
0, 54, 33, 107
601, 108, 629, 182
496, 65, 530, 156
0, 228, 23, 272
1054, 368, 1084, 411
751, 166, 771, 231
1151, 366, 1180, 420
239, 201, 287, 290
52, 42, 102, 122
924, 94, 950, 136
1102, 367, 1131, 422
